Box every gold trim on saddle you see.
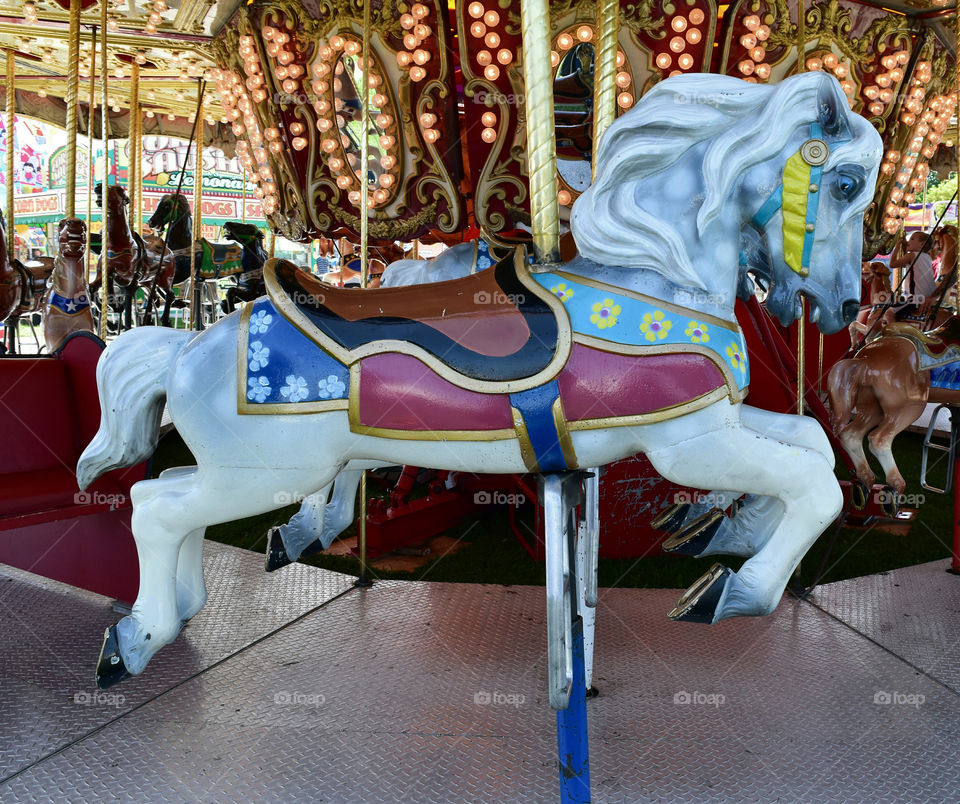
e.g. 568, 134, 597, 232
263, 251, 574, 395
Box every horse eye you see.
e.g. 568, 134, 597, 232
832, 172, 861, 201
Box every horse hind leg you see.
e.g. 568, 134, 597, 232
837, 388, 884, 488
867, 400, 927, 494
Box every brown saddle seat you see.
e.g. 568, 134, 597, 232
265, 251, 570, 390
887, 318, 960, 359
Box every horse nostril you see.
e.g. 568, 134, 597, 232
841, 300, 859, 325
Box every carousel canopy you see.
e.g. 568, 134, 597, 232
1, 0, 957, 254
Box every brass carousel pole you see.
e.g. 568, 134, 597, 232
5, 50, 14, 262
86, 27, 96, 282
591, 0, 619, 180
356, 0, 372, 588
64, 0, 81, 219
98, 0, 110, 340
520, 0, 560, 263
187, 83, 204, 331
241, 168, 246, 223
128, 61, 139, 234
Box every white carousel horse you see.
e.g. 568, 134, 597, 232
266, 226, 805, 569
78, 72, 880, 686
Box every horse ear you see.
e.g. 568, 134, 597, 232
816, 75, 850, 139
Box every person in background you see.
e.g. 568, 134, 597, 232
889, 230, 936, 323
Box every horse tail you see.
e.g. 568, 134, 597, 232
77, 327, 193, 490
825, 358, 866, 431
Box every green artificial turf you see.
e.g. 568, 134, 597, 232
151, 424, 955, 589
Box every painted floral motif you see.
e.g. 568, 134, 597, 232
550, 283, 574, 303
639, 310, 673, 342
248, 341, 270, 371
590, 298, 621, 330
726, 342, 746, 374
250, 310, 274, 335
318, 374, 347, 399
280, 375, 309, 403
684, 320, 709, 344
247, 376, 271, 402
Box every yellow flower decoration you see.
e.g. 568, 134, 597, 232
726, 342, 746, 374
550, 283, 574, 303
590, 298, 621, 329
684, 320, 709, 344
639, 310, 673, 342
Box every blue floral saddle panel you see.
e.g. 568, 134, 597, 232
931, 362, 960, 391
239, 298, 350, 412
531, 271, 750, 391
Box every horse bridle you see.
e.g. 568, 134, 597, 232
750, 122, 833, 279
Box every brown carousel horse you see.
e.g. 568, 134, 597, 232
0, 210, 55, 353
828, 292, 960, 494
87, 183, 176, 331
42, 218, 94, 352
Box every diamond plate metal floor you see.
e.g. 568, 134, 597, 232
2, 555, 960, 802
0, 541, 354, 781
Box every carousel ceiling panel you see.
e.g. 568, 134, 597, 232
459, 0, 718, 233
210, 0, 465, 243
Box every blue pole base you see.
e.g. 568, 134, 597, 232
557, 616, 590, 803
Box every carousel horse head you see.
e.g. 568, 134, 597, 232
572, 71, 882, 334
222, 221, 266, 249
94, 182, 132, 212
147, 192, 191, 231
57, 217, 87, 258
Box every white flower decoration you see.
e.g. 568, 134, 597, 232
317, 374, 346, 399
248, 341, 270, 371
476, 255, 493, 270
280, 374, 309, 403
247, 376, 271, 402
250, 309, 274, 334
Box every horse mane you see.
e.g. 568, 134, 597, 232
571, 72, 878, 290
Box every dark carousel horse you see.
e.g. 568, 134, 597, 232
87, 184, 176, 331
0, 210, 56, 353
146, 192, 267, 326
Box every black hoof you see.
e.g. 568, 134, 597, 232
586, 685, 600, 699
96, 624, 131, 689
265, 527, 293, 572
661, 508, 724, 556
650, 501, 690, 533
669, 564, 731, 623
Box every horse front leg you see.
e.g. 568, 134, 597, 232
657, 405, 835, 557
645, 405, 842, 623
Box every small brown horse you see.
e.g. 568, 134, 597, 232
43, 218, 94, 352
88, 184, 175, 331
0, 210, 55, 354
828, 317, 960, 493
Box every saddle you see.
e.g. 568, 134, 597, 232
265, 251, 570, 392
887, 318, 960, 370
